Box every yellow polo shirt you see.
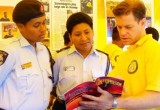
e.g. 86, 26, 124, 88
108, 35, 160, 97
104, 44, 123, 68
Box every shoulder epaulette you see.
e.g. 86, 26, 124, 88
96, 49, 109, 56
56, 46, 70, 53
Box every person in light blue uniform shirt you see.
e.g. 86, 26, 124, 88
52, 12, 112, 110
0, 0, 53, 110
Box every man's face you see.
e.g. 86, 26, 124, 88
115, 13, 146, 45
18, 16, 47, 46
70, 23, 94, 54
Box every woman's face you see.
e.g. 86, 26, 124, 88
18, 16, 47, 46
70, 23, 94, 54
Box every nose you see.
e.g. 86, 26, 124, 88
40, 24, 46, 32
80, 33, 87, 40
119, 28, 126, 37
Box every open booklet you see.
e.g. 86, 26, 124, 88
64, 77, 124, 110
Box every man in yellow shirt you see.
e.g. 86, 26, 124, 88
80, 0, 160, 109
104, 27, 124, 68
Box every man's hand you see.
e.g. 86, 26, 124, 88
79, 86, 114, 110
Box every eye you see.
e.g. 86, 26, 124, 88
85, 31, 90, 34
117, 26, 122, 29
75, 33, 81, 37
33, 23, 40, 28
125, 26, 132, 29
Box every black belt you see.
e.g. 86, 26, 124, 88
52, 98, 66, 110
57, 98, 65, 103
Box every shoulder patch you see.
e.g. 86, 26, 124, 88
96, 49, 109, 56
56, 46, 70, 53
0, 50, 8, 66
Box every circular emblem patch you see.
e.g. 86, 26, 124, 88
128, 60, 138, 74
0, 50, 8, 66
114, 55, 119, 62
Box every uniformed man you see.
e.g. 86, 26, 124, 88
0, 0, 53, 109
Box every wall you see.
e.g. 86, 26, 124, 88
154, 0, 160, 39
96, 0, 107, 50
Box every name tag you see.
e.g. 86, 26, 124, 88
64, 66, 75, 71
21, 62, 32, 69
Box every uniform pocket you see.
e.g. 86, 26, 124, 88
58, 70, 77, 92
15, 67, 39, 94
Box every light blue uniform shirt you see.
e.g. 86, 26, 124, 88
53, 46, 112, 100
0, 36, 52, 110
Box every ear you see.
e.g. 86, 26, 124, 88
140, 17, 146, 27
69, 33, 72, 41
16, 23, 24, 32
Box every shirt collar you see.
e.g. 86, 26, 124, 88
19, 36, 31, 47
135, 34, 152, 46
68, 45, 99, 57
19, 35, 43, 51
128, 34, 152, 50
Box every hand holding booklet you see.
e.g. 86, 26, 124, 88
64, 77, 124, 110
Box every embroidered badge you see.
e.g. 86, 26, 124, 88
114, 55, 119, 62
21, 62, 32, 69
128, 60, 138, 74
0, 50, 8, 66
64, 66, 75, 71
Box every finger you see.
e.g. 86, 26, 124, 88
97, 86, 106, 94
81, 94, 100, 102
79, 100, 98, 109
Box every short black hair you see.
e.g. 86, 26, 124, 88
63, 31, 70, 45
112, 27, 120, 41
66, 12, 93, 34
146, 27, 159, 41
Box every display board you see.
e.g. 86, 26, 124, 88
50, 0, 95, 55
0, 0, 96, 56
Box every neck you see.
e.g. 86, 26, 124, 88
78, 49, 91, 58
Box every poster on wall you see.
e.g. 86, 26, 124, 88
104, 0, 154, 43
1, 23, 18, 39
0, 6, 15, 40
0, 6, 14, 22
39, 0, 52, 49
51, 0, 93, 53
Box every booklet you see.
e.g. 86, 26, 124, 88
64, 77, 124, 110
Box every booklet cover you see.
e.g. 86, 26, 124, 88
64, 77, 124, 110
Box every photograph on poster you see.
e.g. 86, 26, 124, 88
42, 2, 49, 12
0, 6, 14, 22
1, 23, 18, 39
81, 0, 93, 14
67, 10, 73, 19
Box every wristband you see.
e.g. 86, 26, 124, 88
112, 97, 118, 109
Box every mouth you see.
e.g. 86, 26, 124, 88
121, 38, 128, 41
80, 42, 89, 46
40, 34, 46, 38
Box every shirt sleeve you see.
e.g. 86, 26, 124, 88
0, 50, 15, 86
